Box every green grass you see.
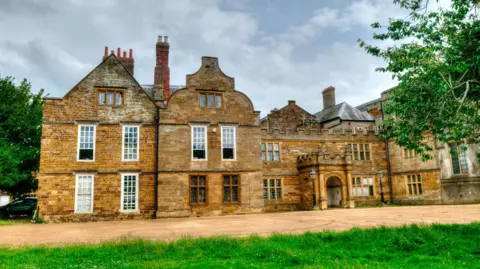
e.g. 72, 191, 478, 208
1, 223, 479, 268
0, 219, 17, 226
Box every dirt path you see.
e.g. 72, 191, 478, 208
1, 204, 479, 246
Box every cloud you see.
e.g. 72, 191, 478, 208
0, 0, 409, 116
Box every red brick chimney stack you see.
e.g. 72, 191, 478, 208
322, 86, 336, 110
154, 35, 170, 101
103, 46, 135, 76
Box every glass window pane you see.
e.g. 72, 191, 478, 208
263, 180, 268, 187
408, 184, 413, 195
224, 187, 230, 202
232, 176, 238, 185
223, 176, 230, 185
261, 143, 266, 150
99, 92, 105, 104
262, 152, 266, 161
215, 95, 221, 107
232, 187, 238, 202
267, 144, 273, 150
199, 176, 206, 186
418, 183, 423, 194
191, 188, 198, 204
200, 94, 206, 107
276, 188, 281, 199
276, 179, 281, 186
269, 179, 275, 187
413, 184, 418, 195
268, 152, 273, 161
263, 188, 268, 200
273, 143, 279, 150
107, 92, 114, 104
270, 188, 275, 200
274, 151, 280, 161
207, 94, 214, 107
199, 188, 206, 203
191, 176, 197, 186
116, 92, 122, 105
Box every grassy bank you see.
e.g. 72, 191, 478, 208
1, 223, 479, 268
0, 220, 17, 226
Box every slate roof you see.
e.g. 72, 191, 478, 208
355, 98, 381, 112
314, 102, 374, 123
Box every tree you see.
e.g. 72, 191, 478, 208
0, 76, 43, 196
359, 0, 479, 161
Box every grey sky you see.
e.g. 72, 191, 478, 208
0, 0, 421, 116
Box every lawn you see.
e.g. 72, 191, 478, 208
0, 219, 17, 226
1, 223, 479, 269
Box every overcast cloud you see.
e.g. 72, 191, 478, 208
0, 0, 450, 116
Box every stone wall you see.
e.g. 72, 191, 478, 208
38, 54, 157, 222
156, 57, 264, 216
37, 174, 155, 223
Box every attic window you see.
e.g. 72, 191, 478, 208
200, 93, 221, 108
98, 89, 123, 105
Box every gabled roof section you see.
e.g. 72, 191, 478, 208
46, 53, 156, 105
261, 100, 315, 123
314, 102, 374, 123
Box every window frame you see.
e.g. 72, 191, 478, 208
122, 125, 140, 162
191, 125, 208, 161
221, 126, 236, 161
261, 143, 280, 162
347, 143, 371, 161
74, 174, 94, 214
77, 124, 96, 162
97, 89, 124, 106
351, 176, 375, 197
406, 174, 423, 196
223, 174, 240, 204
199, 92, 222, 108
263, 178, 283, 200
189, 175, 208, 205
120, 173, 139, 213
403, 148, 416, 159
450, 144, 469, 175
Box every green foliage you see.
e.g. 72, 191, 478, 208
0, 223, 479, 268
0, 76, 43, 196
359, 0, 480, 161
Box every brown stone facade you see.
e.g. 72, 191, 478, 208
37, 40, 478, 223
38, 54, 157, 223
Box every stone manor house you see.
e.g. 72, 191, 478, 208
38, 37, 479, 223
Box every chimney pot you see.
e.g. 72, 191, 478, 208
164, 36, 169, 43
123, 51, 126, 58
129, 49, 133, 58
117, 48, 121, 57
158, 35, 162, 42
288, 100, 296, 105
104, 46, 108, 57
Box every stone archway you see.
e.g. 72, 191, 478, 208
326, 176, 342, 207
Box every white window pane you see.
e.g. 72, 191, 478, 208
107, 92, 114, 104
123, 126, 139, 160
76, 175, 93, 213
116, 92, 122, 105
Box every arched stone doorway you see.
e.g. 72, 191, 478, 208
326, 176, 342, 207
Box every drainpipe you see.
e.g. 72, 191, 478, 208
153, 106, 160, 219
380, 102, 394, 203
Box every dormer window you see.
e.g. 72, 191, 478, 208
199, 93, 221, 108
98, 89, 123, 105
